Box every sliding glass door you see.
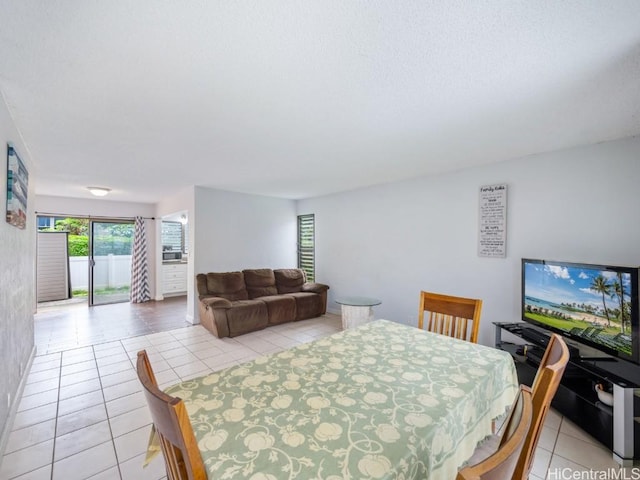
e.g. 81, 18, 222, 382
89, 220, 134, 306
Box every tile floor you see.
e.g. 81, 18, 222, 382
34, 296, 191, 355
0, 312, 632, 479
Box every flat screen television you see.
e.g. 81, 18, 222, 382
522, 258, 640, 364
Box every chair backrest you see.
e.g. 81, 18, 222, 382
136, 350, 206, 480
418, 291, 483, 343
513, 334, 569, 480
457, 385, 533, 480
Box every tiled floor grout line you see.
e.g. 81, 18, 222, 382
550, 416, 563, 463
92, 343, 123, 480
49, 352, 62, 480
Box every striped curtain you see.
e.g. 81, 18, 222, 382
130, 216, 151, 303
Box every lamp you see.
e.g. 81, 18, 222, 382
87, 187, 111, 197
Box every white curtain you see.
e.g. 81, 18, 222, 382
130, 216, 151, 303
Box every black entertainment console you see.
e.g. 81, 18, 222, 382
495, 322, 640, 465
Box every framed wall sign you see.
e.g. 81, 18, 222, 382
6, 144, 28, 229
478, 183, 507, 258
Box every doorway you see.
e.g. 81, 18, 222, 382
89, 220, 134, 305
36, 215, 135, 308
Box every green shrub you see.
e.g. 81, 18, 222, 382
92, 236, 132, 256
55, 218, 89, 235
67, 234, 132, 256
68, 235, 88, 256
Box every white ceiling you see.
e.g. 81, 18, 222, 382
1, 1, 640, 204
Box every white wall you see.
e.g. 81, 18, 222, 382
33, 195, 157, 299
35, 195, 156, 219
298, 136, 640, 346
0, 91, 36, 452
192, 186, 297, 321
155, 187, 194, 220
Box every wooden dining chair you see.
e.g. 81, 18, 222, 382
513, 334, 570, 480
457, 385, 533, 480
136, 350, 206, 480
418, 291, 483, 343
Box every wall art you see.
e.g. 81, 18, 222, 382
6, 144, 28, 229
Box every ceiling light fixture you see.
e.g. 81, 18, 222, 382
179, 214, 188, 224
87, 186, 111, 197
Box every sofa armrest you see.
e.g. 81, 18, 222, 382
200, 296, 233, 309
302, 282, 330, 294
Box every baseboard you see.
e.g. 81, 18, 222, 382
186, 313, 198, 325
163, 292, 186, 299
0, 344, 37, 459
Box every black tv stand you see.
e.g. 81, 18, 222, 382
494, 322, 640, 465
581, 357, 618, 362
519, 326, 551, 346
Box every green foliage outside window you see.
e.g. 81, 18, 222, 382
55, 218, 89, 235
40, 217, 133, 256
68, 235, 89, 256
92, 235, 132, 256
65, 234, 132, 256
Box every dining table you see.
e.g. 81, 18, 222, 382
158, 319, 519, 480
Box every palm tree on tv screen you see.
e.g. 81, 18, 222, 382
612, 273, 628, 334
591, 274, 613, 327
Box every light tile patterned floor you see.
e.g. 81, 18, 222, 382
0, 313, 629, 479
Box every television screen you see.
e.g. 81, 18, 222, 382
522, 258, 639, 363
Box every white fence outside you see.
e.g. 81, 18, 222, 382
69, 255, 132, 290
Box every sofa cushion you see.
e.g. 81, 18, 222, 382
226, 300, 268, 336
286, 292, 323, 321
259, 295, 297, 325
243, 269, 278, 299
274, 269, 305, 294
203, 272, 249, 301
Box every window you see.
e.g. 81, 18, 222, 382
36, 216, 67, 231
297, 214, 315, 282
162, 221, 183, 252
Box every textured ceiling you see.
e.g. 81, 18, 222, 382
1, 1, 640, 203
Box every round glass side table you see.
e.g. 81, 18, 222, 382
335, 296, 382, 330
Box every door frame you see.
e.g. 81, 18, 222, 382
88, 218, 135, 306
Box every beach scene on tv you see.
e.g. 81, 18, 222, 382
524, 262, 633, 357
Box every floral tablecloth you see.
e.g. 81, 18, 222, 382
163, 319, 518, 480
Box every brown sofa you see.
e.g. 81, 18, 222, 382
196, 268, 330, 338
